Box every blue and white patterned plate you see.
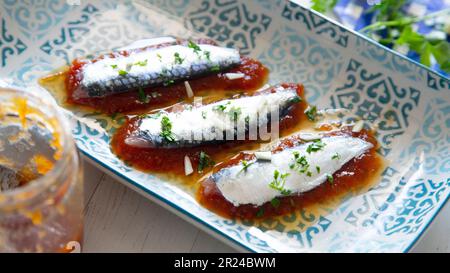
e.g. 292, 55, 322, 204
1, 0, 449, 252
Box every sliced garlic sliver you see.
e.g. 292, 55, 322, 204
184, 81, 194, 98
224, 73, 245, 80
254, 151, 272, 161
184, 155, 194, 176
352, 120, 365, 132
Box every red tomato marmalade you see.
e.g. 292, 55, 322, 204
197, 128, 384, 220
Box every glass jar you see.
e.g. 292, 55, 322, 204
0, 87, 83, 252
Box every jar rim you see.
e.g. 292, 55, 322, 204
0, 86, 75, 209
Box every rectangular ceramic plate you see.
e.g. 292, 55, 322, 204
1, 0, 449, 252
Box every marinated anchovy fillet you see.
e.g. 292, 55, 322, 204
126, 84, 302, 148
71, 39, 241, 98
210, 136, 372, 206
64, 37, 268, 114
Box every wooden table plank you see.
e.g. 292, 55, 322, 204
82, 160, 448, 253
82, 160, 103, 209
83, 172, 202, 252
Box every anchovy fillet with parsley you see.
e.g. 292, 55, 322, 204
125, 84, 303, 148
69, 38, 241, 98
206, 135, 373, 207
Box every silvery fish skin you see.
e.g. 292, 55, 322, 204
77, 40, 241, 98
126, 85, 302, 148
211, 136, 373, 207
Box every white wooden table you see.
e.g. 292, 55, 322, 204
82, 159, 449, 253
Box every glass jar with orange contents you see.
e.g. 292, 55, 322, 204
0, 87, 83, 252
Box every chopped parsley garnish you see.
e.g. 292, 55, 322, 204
331, 152, 341, 160
203, 50, 211, 60
228, 106, 242, 121
270, 198, 280, 208
289, 151, 310, 174
213, 102, 240, 120
164, 79, 175, 86
214, 105, 227, 111
134, 59, 148, 66
237, 160, 254, 175
211, 64, 220, 72
290, 96, 302, 104
306, 171, 312, 177
160, 116, 175, 142
138, 87, 150, 103
118, 69, 128, 76
269, 170, 291, 195
326, 174, 334, 184
156, 53, 162, 61
304, 105, 318, 121
187, 40, 202, 54
316, 166, 321, 173
198, 151, 215, 173
306, 139, 326, 154
110, 64, 118, 69
174, 52, 184, 64
213, 101, 230, 112
201, 111, 207, 119
256, 207, 265, 218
